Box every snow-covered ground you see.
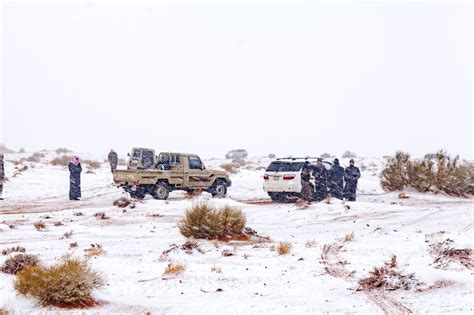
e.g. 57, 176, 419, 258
0, 151, 473, 313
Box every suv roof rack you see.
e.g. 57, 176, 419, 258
276, 157, 322, 161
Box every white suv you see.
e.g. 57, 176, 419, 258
263, 158, 331, 202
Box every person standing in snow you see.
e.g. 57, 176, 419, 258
68, 156, 82, 201
300, 161, 314, 201
343, 159, 361, 201
107, 149, 118, 172
328, 158, 344, 199
312, 158, 328, 201
0, 153, 4, 200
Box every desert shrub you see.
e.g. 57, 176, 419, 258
50, 155, 70, 166
220, 163, 238, 174
342, 151, 357, 158
358, 256, 419, 291
84, 244, 105, 257
179, 202, 246, 239
277, 242, 292, 255
1, 254, 39, 274
321, 153, 332, 158
94, 212, 109, 220
164, 263, 185, 275
2, 246, 26, 256
26, 152, 45, 163
34, 221, 46, 231
113, 197, 131, 208
83, 160, 101, 169
381, 150, 474, 196
56, 148, 71, 154
268, 153, 276, 159
14, 257, 103, 307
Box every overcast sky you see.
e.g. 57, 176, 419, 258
1, 1, 472, 159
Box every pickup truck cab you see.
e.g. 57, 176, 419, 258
114, 152, 232, 200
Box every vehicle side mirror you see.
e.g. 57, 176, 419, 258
127, 153, 130, 157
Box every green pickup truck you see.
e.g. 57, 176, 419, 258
114, 152, 231, 200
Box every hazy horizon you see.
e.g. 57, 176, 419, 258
2, 1, 472, 159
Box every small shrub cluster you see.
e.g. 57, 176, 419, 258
34, 221, 46, 231
1, 254, 39, 274
56, 148, 71, 154
84, 244, 105, 257
164, 263, 185, 275
26, 152, 45, 163
50, 155, 70, 166
2, 246, 26, 256
14, 257, 103, 307
429, 239, 473, 270
381, 151, 474, 196
358, 256, 419, 291
277, 242, 292, 255
220, 158, 248, 174
113, 197, 131, 208
83, 160, 101, 169
342, 151, 357, 158
94, 212, 109, 220
179, 202, 246, 239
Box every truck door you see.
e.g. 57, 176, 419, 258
184, 156, 208, 188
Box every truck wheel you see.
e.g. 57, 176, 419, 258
211, 181, 227, 198
153, 183, 169, 200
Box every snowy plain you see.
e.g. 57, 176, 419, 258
0, 151, 472, 314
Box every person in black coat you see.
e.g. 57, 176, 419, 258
328, 158, 344, 199
343, 159, 361, 201
300, 161, 314, 201
312, 158, 328, 202
68, 156, 82, 200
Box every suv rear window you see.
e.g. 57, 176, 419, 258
266, 162, 305, 172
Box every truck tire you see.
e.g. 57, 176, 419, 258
211, 181, 227, 198
153, 183, 169, 200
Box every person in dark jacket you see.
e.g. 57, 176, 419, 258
107, 149, 118, 172
300, 161, 314, 201
312, 158, 328, 201
0, 153, 4, 200
343, 159, 361, 201
328, 158, 344, 199
68, 156, 82, 200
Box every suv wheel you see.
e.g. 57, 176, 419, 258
211, 181, 227, 198
153, 183, 169, 200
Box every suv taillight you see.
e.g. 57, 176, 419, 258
263, 175, 269, 180
283, 175, 295, 180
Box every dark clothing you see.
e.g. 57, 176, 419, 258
68, 162, 82, 200
108, 151, 118, 172
328, 163, 344, 199
301, 163, 312, 182
300, 163, 313, 201
312, 163, 328, 201
0, 155, 4, 198
343, 165, 361, 201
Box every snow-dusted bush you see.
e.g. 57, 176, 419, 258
14, 257, 104, 307
1, 254, 39, 274
164, 262, 185, 275
34, 221, 46, 231
381, 151, 474, 196
342, 151, 357, 158
50, 155, 70, 166
113, 197, 131, 208
83, 159, 101, 169
179, 202, 246, 239
276, 242, 292, 255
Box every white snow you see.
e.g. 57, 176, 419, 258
0, 151, 472, 313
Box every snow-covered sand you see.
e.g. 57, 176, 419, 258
1, 151, 472, 313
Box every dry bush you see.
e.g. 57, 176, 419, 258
17, 165, 28, 173
358, 256, 419, 291
1, 254, 39, 274
277, 242, 292, 255
381, 150, 474, 196
429, 239, 473, 270
73, 212, 84, 216
113, 197, 131, 208
56, 148, 72, 154
321, 153, 332, 158
180, 240, 204, 254
83, 160, 101, 169
164, 263, 185, 275
62, 231, 73, 239
54, 221, 64, 226
398, 192, 410, 199
84, 244, 105, 257
305, 240, 318, 248
94, 212, 109, 220
50, 155, 70, 166
268, 153, 276, 159
295, 198, 310, 209
344, 232, 355, 242
220, 158, 248, 174
14, 256, 103, 307
26, 152, 45, 163
70, 242, 78, 249
179, 202, 246, 239
342, 151, 357, 158
211, 265, 222, 273
34, 221, 46, 231
2, 246, 26, 256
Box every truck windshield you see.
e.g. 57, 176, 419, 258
266, 162, 305, 172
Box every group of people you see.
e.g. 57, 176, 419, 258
301, 158, 361, 202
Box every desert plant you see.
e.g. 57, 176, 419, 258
268, 153, 276, 159
2, 246, 26, 256
1, 254, 39, 274
34, 221, 46, 231
381, 150, 474, 196
164, 263, 185, 275
211, 265, 222, 273
321, 153, 332, 158
50, 155, 70, 166
14, 256, 103, 307
62, 231, 73, 239
83, 160, 101, 169
113, 197, 131, 208
26, 152, 44, 163
55, 148, 71, 154
179, 202, 246, 239
342, 151, 357, 158
277, 242, 292, 255
94, 212, 109, 220
84, 244, 105, 257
